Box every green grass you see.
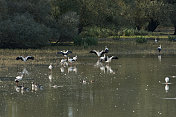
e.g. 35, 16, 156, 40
108, 35, 169, 39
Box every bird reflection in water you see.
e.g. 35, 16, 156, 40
68, 107, 73, 117
158, 54, 161, 62
21, 68, 29, 75
31, 82, 43, 92
94, 60, 115, 74
165, 84, 169, 93
60, 67, 65, 73
60, 59, 68, 67
48, 74, 52, 82
68, 66, 77, 74
14, 83, 29, 94
60, 64, 77, 74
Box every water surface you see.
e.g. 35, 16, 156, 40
0, 55, 176, 117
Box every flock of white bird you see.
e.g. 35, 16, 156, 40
14, 46, 119, 92
14, 41, 162, 93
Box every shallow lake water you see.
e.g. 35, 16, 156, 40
0, 55, 176, 117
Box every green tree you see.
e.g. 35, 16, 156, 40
146, 0, 168, 32
0, 0, 8, 20
129, 0, 168, 31
169, 4, 176, 34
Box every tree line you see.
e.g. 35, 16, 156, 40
0, 0, 176, 48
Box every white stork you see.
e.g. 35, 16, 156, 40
57, 50, 72, 57
16, 56, 34, 61
90, 46, 109, 57
105, 56, 118, 63
158, 45, 162, 53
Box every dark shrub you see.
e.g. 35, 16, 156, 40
0, 14, 52, 48
168, 36, 176, 42
74, 36, 98, 46
58, 12, 79, 42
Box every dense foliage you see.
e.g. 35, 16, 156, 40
0, 0, 175, 48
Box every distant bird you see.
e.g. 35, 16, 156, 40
90, 47, 109, 57
32, 82, 43, 91
48, 64, 53, 70
60, 58, 67, 63
57, 50, 72, 57
155, 38, 158, 43
100, 54, 106, 62
15, 74, 23, 83
90, 50, 107, 57
73, 55, 77, 61
81, 80, 87, 84
158, 45, 162, 53
165, 77, 169, 84
105, 56, 118, 63
16, 56, 34, 61
68, 57, 76, 63
60, 59, 68, 66
51, 85, 63, 88
104, 46, 109, 53
36, 83, 43, 90
31, 82, 35, 91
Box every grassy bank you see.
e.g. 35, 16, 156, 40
0, 38, 175, 66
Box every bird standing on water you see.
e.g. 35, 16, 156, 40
100, 54, 106, 62
68, 57, 76, 64
165, 77, 169, 84
158, 45, 162, 53
15, 74, 23, 83
73, 55, 77, 61
48, 64, 53, 70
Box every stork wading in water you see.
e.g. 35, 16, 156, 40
73, 55, 77, 61
165, 77, 169, 84
15, 74, 23, 83
48, 64, 53, 71
57, 50, 72, 58
60, 59, 68, 66
68, 57, 76, 64
90, 46, 109, 57
16, 56, 34, 61
104, 46, 109, 53
158, 45, 162, 53
100, 54, 106, 62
